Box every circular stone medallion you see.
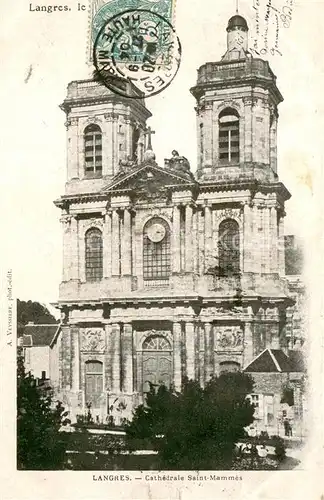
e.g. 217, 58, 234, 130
93, 9, 181, 98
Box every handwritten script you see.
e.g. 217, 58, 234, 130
249, 0, 294, 57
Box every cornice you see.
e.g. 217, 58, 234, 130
55, 293, 294, 310
198, 179, 291, 201
191, 75, 283, 105
60, 95, 152, 120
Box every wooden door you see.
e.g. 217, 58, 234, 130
142, 335, 172, 393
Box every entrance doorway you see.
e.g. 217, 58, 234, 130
142, 335, 173, 393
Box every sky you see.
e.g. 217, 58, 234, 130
1, 0, 323, 311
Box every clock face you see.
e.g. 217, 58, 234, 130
147, 223, 166, 243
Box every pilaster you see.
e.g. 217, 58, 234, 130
103, 211, 112, 278
172, 205, 181, 273
70, 216, 79, 280
111, 209, 120, 276
243, 321, 254, 368
278, 214, 285, 276
121, 208, 132, 276
66, 118, 79, 180
185, 205, 193, 272
122, 323, 133, 393
71, 327, 80, 391
185, 322, 195, 380
111, 323, 121, 393
173, 322, 182, 391
204, 205, 212, 273
204, 322, 214, 382
103, 113, 114, 177
243, 98, 253, 162
270, 206, 278, 273
243, 202, 253, 273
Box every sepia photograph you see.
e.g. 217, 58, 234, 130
1, 0, 323, 498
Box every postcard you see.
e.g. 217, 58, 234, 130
0, 0, 323, 498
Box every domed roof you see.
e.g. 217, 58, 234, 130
226, 15, 248, 32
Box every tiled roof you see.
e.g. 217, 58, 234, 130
22, 324, 59, 347
244, 348, 305, 373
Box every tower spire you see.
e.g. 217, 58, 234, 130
236, 0, 239, 14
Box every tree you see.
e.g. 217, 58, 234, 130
125, 372, 255, 470
17, 352, 70, 469
17, 299, 58, 336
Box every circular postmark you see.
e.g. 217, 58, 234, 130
93, 9, 181, 98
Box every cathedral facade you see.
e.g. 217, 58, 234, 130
54, 15, 304, 430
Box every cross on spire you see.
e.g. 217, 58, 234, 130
144, 126, 155, 150
236, 0, 239, 13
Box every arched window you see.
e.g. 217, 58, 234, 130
84, 124, 102, 176
142, 335, 171, 351
143, 218, 171, 284
219, 361, 240, 373
85, 228, 103, 282
85, 360, 103, 408
219, 108, 240, 164
218, 219, 240, 276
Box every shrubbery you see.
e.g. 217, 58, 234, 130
125, 373, 255, 470
17, 353, 70, 470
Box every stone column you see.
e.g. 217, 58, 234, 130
270, 114, 278, 173
71, 327, 80, 391
185, 205, 193, 272
105, 324, 113, 391
103, 211, 112, 278
198, 324, 205, 387
61, 216, 71, 281
192, 210, 198, 274
278, 214, 285, 276
67, 118, 79, 180
111, 323, 121, 393
204, 322, 214, 383
172, 205, 181, 273
250, 204, 259, 273
243, 202, 252, 273
70, 216, 79, 280
111, 209, 120, 276
103, 114, 114, 177
61, 326, 72, 389
244, 98, 253, 162
244, 322, 254, 368
270, 206, 278, 273
122, 323, 133, 393
263, 208, 270, 273
204, 205, 212, 273
185, 322, 195, 380
173, 322, 182, 391
121, 208, 132, 276
204, 104, 213, 167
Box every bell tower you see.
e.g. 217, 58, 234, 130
191, 14, 282, 181
60, 80, 152, 196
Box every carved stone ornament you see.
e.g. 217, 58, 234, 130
214, 208, 242, 222
217, 100, 241, 112
215, 326, 243, 350
65, 117, 78, 130
82, 218, 104, 233
132, 173, 168, 203
81, 328, 106, 353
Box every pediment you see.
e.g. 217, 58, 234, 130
102, 162, 197, 202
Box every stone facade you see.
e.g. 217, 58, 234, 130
54, 15, 304, 428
